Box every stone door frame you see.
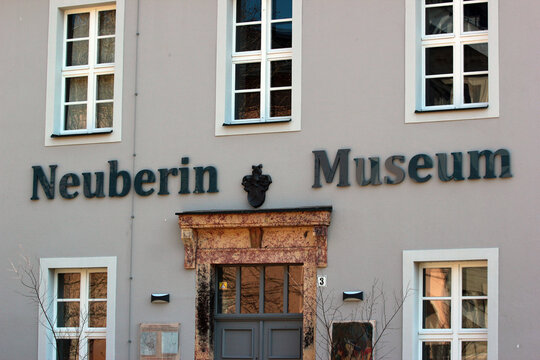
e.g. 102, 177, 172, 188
177, 207, 332, 360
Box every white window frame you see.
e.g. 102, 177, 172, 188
215, 0, 302, 136
405, 0, 499, 123
39, 257, 117, 360
45, 0, 124, 146
402, 248, 498, 360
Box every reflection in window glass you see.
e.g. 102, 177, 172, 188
423, 300, 451, 329
462, 341, 487, 360
422, 342, 451, 360
218, 267, 237, 314
241, 266, 260, 313
89, 339, 106, 360
423, 268, 451, 297
264, 266, 284, 313
288, 265, 303, 313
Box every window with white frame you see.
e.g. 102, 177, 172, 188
402, 249, 498, 360
54, 269, 108, 360
39, 257, 116, 360
45, 1, 124, 146
215, 0, 302, 136
404, 0, 498, 123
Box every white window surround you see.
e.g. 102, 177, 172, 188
404, 0, 499, 123
38, 257, 117, 360
45, 0, 124, 146
215, 0, 302, 136
402, 248, 498, 360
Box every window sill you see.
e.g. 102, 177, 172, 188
415, 105, 489, 114
51, 130, 113, 138
223, 119, 291, 127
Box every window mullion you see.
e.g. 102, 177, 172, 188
454, 0, 463, 108
260, 0, 268, 122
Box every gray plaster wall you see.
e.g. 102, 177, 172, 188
1, 0, 539, 359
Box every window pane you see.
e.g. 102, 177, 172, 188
423, 300, 451, 329
241, 266, 260, 313
218, 266, 237, 314
58, 273, 81, 298
288, 265, 303, 313
89, 339, 106, 360
422, 342, 450, 360
462, 341, 487, 360
97, 75, 114, 100
99, 10, 116, 36
235, 92, 260, 120
264, 266, 284, 313
57, 301, 80, 327
464, 43, 488, 72
66, 40, 89, 66
272, 0, 292, 19
462, 299, 487, 328
89, 301, 107, 327
462, 267, 487, 296
464, 75, 488, 103
237, 0, 261, 23
426, 0, 451, 4
270, 90, 291, 117
271, 22, 292, 49
65, 77, 88, 102
98, 38, 115, 64
57, 339, 79, 360
426, 78, 453, 106
96, 103, 113, 128
65, 104, 87, 130
271, 60, 292, 87
423, 268, 451, 297
426, 46, 453, 75
90, 272, 108, 298
67, 13, 89, 39
236, 25, 261, 52
235, 63, 261, 90
425, 6, 453, 35
464, 3, 488, 32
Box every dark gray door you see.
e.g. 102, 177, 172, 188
215, 320, 302, 360
214, 265, 304, 360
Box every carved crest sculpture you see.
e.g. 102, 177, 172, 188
242, 164, 272, 208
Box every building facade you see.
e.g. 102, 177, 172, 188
1, 0, 539, 359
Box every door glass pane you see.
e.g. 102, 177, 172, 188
57, 339, 79, 360
270, 90, 291, 117
66, 40, 89, 66
423, 268, 451, 297
235, 63, 261, 90
57, 301, 80, 327
464, 44, 488, 72
462, 299, 487, 328
464, 75, 488, 103
241, 266, 260, 313
89, 339, 106, 360
98, 10, 116, 36
426, 47, 453, 75
236, 25, 261, 52
462, 267, 487, 296
423, 300, 451, 328
89, 301, 107, 327
218, 267, 237, 314
462, 341, 487, 360
67, 13, 89, 38
264, 266, 284, 313
235, 92, 260, 120
58, 273, 81, 298
271, 22, 292, 49
426, 78, 453, 106
464, 3, 488, 32
271, 60, 292, 87
272, 0, 292, 19
422, 342, 451, 360
98, 38, 115, 64
425, 6, 453, 35
237, 0, 261, 23
288, 265, 303, 313
90, 272, 108, 298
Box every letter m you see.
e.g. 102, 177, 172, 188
468, 149, 513, 179
312, 149, 350, 188
31, 165, 57, 200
